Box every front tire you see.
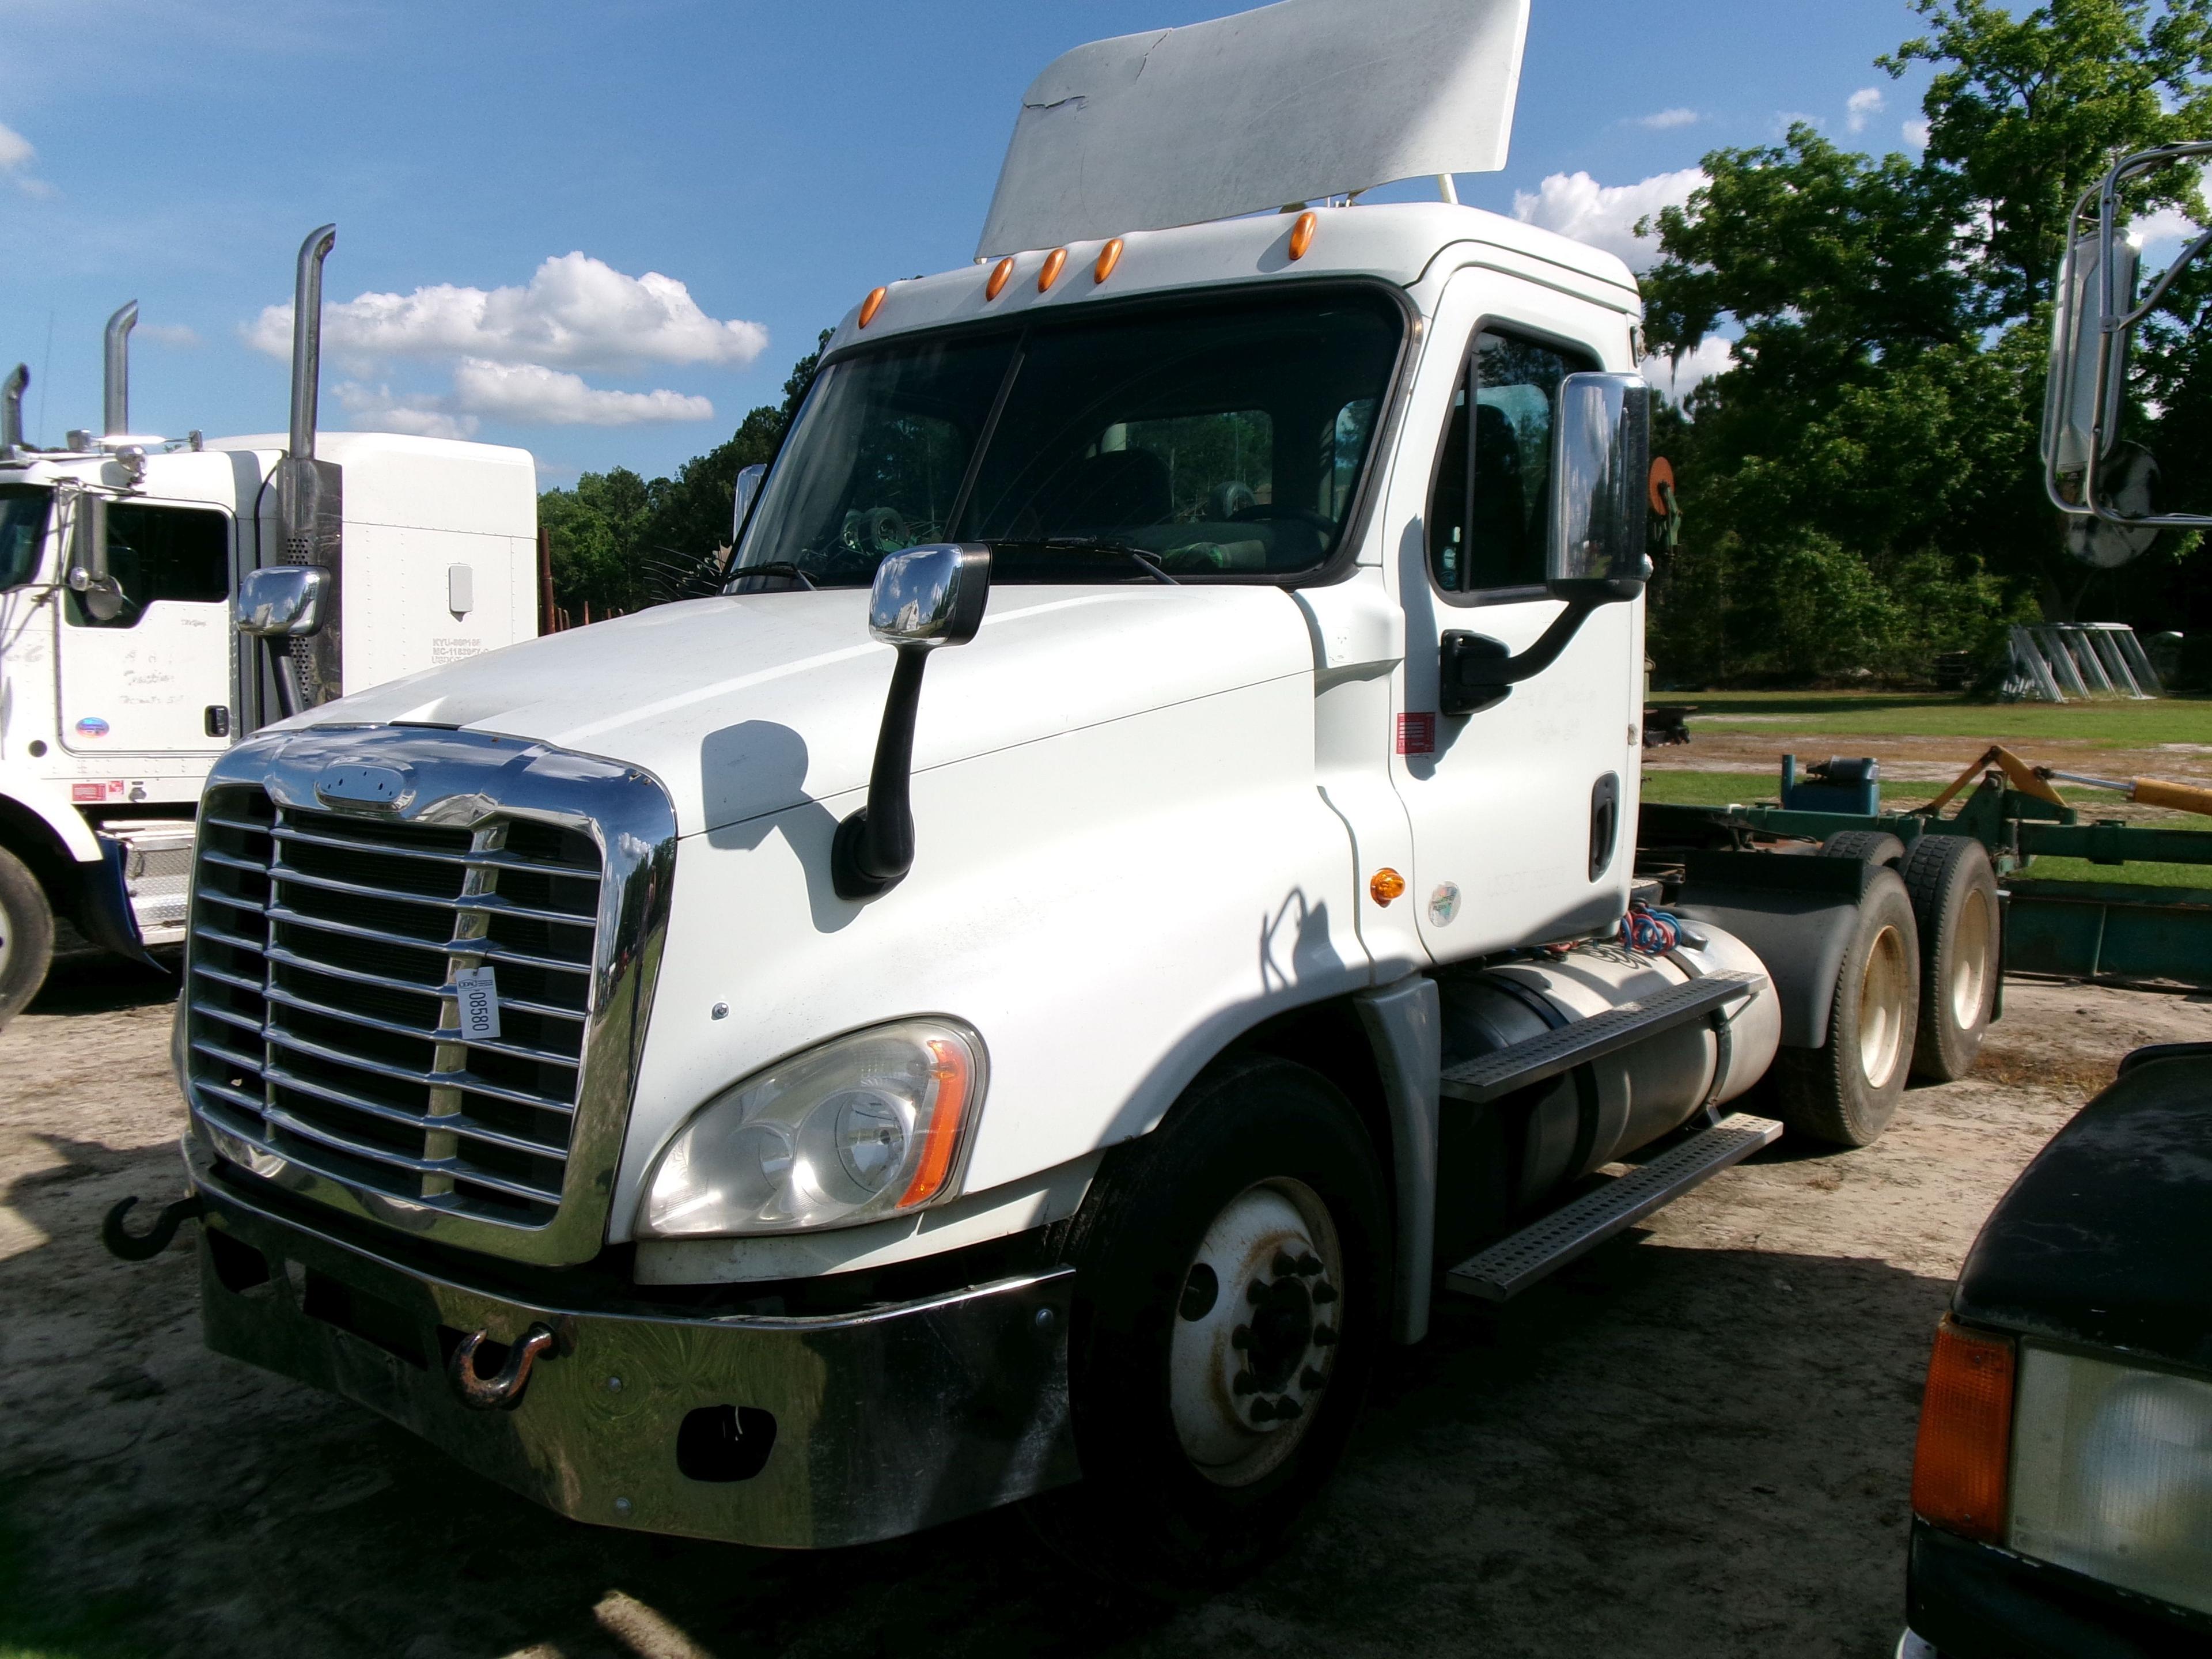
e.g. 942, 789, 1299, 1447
1774, 869, 1921, 1146
1032, 1055, 1387, 1591
0, 846, 55, 1028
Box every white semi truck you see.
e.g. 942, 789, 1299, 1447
108, 0, 1999, 1586
0, 226, 541, 1023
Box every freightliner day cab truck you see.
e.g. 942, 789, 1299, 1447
0, 226, 541, 1024
109, 0, 2004, 1585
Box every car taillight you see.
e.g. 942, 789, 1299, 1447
1911, 1317, 2017, 1544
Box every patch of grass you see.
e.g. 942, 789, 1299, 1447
2011, 857, 2212, 891
0, 1502, 149, 1659
1638, 770, 1936, 809
1662, 690, 2212, 747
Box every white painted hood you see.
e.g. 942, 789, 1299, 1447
287, 585, 1318, 836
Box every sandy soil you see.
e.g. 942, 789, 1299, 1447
4, 960, 2209, 1659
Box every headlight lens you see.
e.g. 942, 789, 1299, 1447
639, 1018, 985, 1237
2009, 1343, 2212, 1615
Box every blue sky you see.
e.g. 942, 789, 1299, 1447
0, 0, 1944, 488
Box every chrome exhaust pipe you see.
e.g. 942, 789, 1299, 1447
288, 225, 336, 460
1, 364, 25, 456
103, 301, 137, 437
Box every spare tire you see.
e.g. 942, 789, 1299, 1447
1898, 834, 2001, 1082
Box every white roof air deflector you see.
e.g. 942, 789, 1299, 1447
977, 0, 1531, 259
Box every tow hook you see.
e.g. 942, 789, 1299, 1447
100, 1194, 206, 1262
448, 1323, 556, 1411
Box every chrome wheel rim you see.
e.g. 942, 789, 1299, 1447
1168, 1177, 1342, 1488
1950, 889, 1993, 1032
1858, 923, 1910, 1089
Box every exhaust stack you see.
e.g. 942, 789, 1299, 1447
288, 225, 335, 460
270, 223, 345, 719
103, 301, 138, 437
2, 365, 25, 456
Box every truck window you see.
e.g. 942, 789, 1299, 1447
66, 502, 232, 628
733, 287, 1403, 586
0, 484, 49, 589
1427, 329, 1597, 595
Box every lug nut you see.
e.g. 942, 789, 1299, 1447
1312, 1325, 1339, 1347
1231, 1324, 1251, 1350
1294, 1253, 1323, 1277
1249, 1396, 1276, 1422
1233, 1371, 1257, 1396
1247, 1279, 1268, 1305
1312, 1281, 1339, 1305
1302, 1366, 1328, 1390
1271, 1251, 1299, 1278
1274, 1393, 1304, 1419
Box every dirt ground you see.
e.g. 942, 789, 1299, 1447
1643, 722, 2212, 801
5, 961, 2209, 1659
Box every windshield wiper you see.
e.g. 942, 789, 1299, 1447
987, 536, 1180, 585
727, 560, 819, 591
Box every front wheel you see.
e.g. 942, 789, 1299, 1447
1031, 1055, 1387, 1591
0, 846, 55, 1028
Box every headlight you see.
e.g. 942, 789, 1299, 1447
639, 1018, 985, 1237
2009, 1343, 2212, 1615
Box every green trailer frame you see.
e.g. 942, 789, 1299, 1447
1641, 764, 2212, 986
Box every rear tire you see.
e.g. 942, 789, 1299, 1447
1821, 830, 1906, 866
1774, 870, 1920, 1146
1899, 835, 2000, 1082
0, 846, 55, 1028
1028, 1054, 1387, 1593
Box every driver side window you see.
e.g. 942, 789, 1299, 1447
1427, 328, 1596, 595
65, 502, 229, 628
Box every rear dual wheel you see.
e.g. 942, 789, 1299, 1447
1032, 1055, 1385, 1591
1774, 869, 1921, 1146
1899, 835, 2000, 1082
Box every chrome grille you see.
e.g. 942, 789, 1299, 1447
185, 784, 603, 1228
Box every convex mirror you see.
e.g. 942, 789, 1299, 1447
237, 565, 330, 637
2045, 230, 2140, 486
65, 492, 124, 622
731, 463, 767, 542
868, 543, 990, 647
1548, 372, 1653, 603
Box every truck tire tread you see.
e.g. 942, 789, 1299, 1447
1898, 834, 2001, 1082
1772, 870, 1919, 1147
0, 844, 56, 1028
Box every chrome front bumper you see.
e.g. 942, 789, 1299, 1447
187, 1143, 1079, 1550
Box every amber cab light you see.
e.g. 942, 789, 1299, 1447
1289, 209, 1318, 260
1911, 1317, 2017, 1544
986, 257, 1015, 300
1094, 237, 1125, 284
858, 286, 888, 328
1038, 247, 1068, 291
1369, 868, 1406, 906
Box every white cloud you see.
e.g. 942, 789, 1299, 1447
450, 359, 713, 426
1513, 168, 1705, 271
334, 382, 481, 441
1903, 118, 1932, 149
1642, 335, 1736, 405
0, 119, 54, 197
245, 251, 767, 373
138, 323, 200, 347
1845, 88, 1884, 134
1635, 108, 1699, 130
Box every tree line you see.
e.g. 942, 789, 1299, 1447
543, 0, 2212, 690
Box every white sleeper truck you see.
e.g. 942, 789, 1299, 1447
109, 1, 1995, 1585
0, 226, 541, 1022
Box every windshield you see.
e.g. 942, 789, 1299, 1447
730, 287, 1402, 588
0, 484, 50, 590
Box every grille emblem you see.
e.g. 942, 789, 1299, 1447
315, 763, 413, 811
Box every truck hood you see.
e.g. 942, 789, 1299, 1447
289, 585, 1318, 836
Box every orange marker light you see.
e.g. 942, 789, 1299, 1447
897, 1037, 974, 1209
1289, 210, 1318, 261
986, 257, 1015, 300
1370, 868, 1407, 906
858, 286, 888, 328
1039, 247, 1068, 291
1911, 1318, 2017, 1544
1094, 237, 1125, 284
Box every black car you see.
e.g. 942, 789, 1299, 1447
1903, 1043, 2212, 1657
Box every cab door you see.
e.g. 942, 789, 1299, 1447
57, 498, 234, 755
1388, 268, 1641, 961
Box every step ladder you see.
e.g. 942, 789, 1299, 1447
1438, 969, 1763, 1104
1445, 1112, 1783, 1301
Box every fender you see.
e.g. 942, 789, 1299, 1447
1355, 972, 1441, 1344
0, 763, 105, 866
1674, 850, 1884, 1050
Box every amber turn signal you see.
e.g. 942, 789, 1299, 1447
1094, 237, 1124, 284
986, 257, 1015, 301
1369, 868, 1406, 906
897, 1037, 975, 1209
1039, 247, 1068, 291
1289, 210, 1318, 261
858, 286, 888, 328
1911, 1317, 2016, 1544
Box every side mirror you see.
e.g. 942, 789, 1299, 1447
236, 565, 330, 637
1548, 372, 1653, 601
731, 463, 767, 543
2044, 230, 2139, 488
66, 493, 125, 622
833, 544, 992, 900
